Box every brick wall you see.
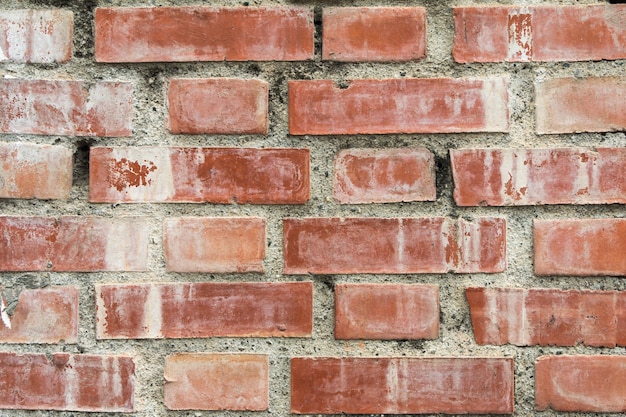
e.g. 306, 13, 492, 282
0, 1, 625, 415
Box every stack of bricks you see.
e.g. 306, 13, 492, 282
0, 2, 625, 415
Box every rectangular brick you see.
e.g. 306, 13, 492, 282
89, 147, 310, 204
451, 148, 626, 206
288, 78, 509, 135
467, 287, 626, 347
165, 354, 268, 411
334, 148, 435, 204
0, 9, 73, 63
0, 142, 73, 199
164, 217, 265, 273
168, 78, 268, 134
0, 216, 149, 271
335, 283, 439, 340
454, 5, 626, 62
323, 7, 426, 62
0, 79, 132, 136
0, 286, 78, 344
284, 217, 506, 274
291, 357, 514, 414
0, 352, 134, 412
96, 282, 313, 339
534, 219, 626, 276
536, 355, 626, 412
95, 7, 314, 62
536, 77, 626, 134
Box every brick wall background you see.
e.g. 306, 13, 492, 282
0, 0, 625, 415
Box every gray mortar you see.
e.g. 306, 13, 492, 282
0, 0, 625, 416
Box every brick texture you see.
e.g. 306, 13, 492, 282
0, 352, 134, 412
0, 79, 132, 136
95, 7, 314, 62
0, 9, 73, 63
534, 218, 626, 276
291, 357, 514, 414
536, 76, 626, 134
89, 147, 309, 204
96, 282, 313, 339
164, 217, 265, 273
536, 355, 626, 412
334, 148, 435, 204
453, 5, 626, 62
0, 216, 149, 271
0, 142, 73, 200
284, 217, 506, 274
335, 283, 439, 340
0, 287, 78, 344
288, 78, 509, 135
164, 354, 268, 411
467, 287, 626, 347
322, 7, 426, 62
451, 147, 626, 206
167, 78, 268, 134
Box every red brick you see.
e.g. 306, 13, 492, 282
334, 148, 435, 204
0, 142, 73, 199
536, 77, 626, 134
335, 284, 439, 340
0, 10, 73, 63
454, 5, 626, 62
96, 282, 313, 339
536, 355, 626, 412
89, 147, 309, 204
467, 287, 626, 347
284, 217, 505, 274
534, 219, 626, 276
0, 216, 149, 272
95, 7, 314, 62
289, 78, 509, 135
0, 79, 132, 136
0, 287, 78, 344
165, 354, 268, 411
168, 78, 268, 134
322, 7, 426, 62
451, 148, 626, 206
0, 352, 134, 412
291, 357, 514, 414
164, 217, 265, 273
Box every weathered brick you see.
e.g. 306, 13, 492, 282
534, 219, 626, 276
164, 217, 265, 273
96, 282, 313, 339
164, 354, 268, 411
536, 77, 626, 134
454, 5, 626, 62
536, 355, 626, 412
451, 148, 626, 206
0, 287, 78, 344
288, 78, 509, 135
89, 147, 310, 204
0, 142, 73, 199
334, 148, 435, 204
0, 216, 149, 271
335, 283, 439, 340
168, 78, 268, 134
0, 352, 134, 412
467, 287, 626, 347
95, 7, 314, 62
284, 217, 506, 274
291, 357, 514, 414
0, 79, 132, 136
0, 9, 73, 63
322, 7, 426, 62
